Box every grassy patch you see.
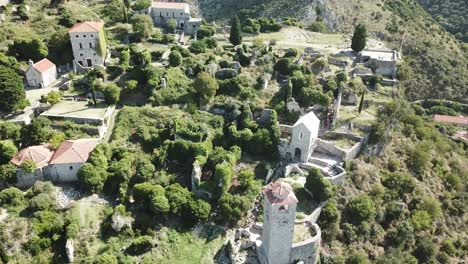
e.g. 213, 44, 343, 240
147, 225, 225, 263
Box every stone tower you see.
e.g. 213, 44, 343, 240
259, 182, 298, 264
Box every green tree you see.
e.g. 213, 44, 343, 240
0, 164, 17, 184
21, 160, 37, 174
21, 117, 53, 146
0, 187, 24, 207
188, 199, 211, 222
305, 168, 334, 202
106, 0, 126, 22
39, 91, 62, 105
348, 194, 376, 223
124, 80, 138, 93
29, 193, 54, 212
410, 210, 432, 231
151, 194, 170, 214
413, 237, 437, 263
77, 163, 107, 193
0, 66, 28, 113
0, 140, 18, 164
168, 51, 182, 67
9, 38, 48, 61
229, 15, 242, 46
193, 72, 219, 105
131, 14, 153, 40
103, 84, 120, 105
351, 23, 367, 52
165, 183, 191, 215
196, 25, 215, 40
133, 0, 151, 10
318, 201, 340, 241
308, 21, 326, 32
166, 18, 177, 33
120, 49, 130, 71
189, 40, 207, 54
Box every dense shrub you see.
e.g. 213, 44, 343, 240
78, 163, 108, 193
308, 22, 326, 32
189, 40, 207, 54
410, 210, 432, 230
29, 193, 54, 212
0, 187, 24, 207
126, 236, 154, 255
0, 140, 17, 164
413, 237, 437, 263
381, 171, 416, 198
348, 194, 376, 223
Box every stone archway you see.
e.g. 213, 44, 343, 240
294, 148, 302, 161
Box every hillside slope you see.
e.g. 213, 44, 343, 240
198, 0, 467, 102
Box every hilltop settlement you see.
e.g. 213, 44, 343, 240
0, 0, 466, 263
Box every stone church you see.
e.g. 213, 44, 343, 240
279, 111, 320, 163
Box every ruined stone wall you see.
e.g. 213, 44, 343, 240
290, 223, 321, 264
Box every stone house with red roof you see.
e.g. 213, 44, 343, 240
10, 138, 99, 187
25, 58, 57, 88
68, 21, 106, 70
10, 144, 54, 187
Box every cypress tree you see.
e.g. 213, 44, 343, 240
351, 23, 367, 52
229, 15, 242, 46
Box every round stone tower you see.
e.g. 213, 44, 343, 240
259, 182, 298, 264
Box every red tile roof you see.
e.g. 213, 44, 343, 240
433, 115, 468, 126
10, 144, 54, 168
49, 138, 99, 165
32, 58, 56, 73
263, 182, 298, 206
152, 1, 188, 10
69, 21, 104, 33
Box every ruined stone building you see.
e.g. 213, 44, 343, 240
68, 21, 107, 70
279, 111, 320, 163
144, 1, 201, 34
358, 50, 399, 78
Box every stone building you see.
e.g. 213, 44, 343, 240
46, 138, 100, 182
25, 58, 57, 88
259, 182, 298, 264
10, 144, 54, 187
279, 111, 320, 163
358, 50, 399, 78
11, 138, 99, 187
257, 182, 320, 264
68, 21, 106, 70
144, 2, 201, 34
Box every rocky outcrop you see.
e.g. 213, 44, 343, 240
65, 239, 74, 263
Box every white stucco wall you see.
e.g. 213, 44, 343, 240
25, 66, 56, 88
69, 31, 104, 67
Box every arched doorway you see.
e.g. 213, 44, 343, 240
294, 148, 302, 161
